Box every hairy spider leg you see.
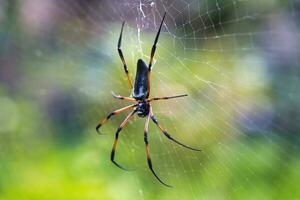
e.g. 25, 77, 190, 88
111, 109, 137, 171
150, 106, 201, 151
147, 12, 166, 97
96, 104, 137, 134
144, 109, 172, 187
147, 94, 188, 102
118, 21, 133, 89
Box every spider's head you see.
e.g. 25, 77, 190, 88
136, 101, 150, 118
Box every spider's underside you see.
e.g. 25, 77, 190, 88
96, 12, 201, 187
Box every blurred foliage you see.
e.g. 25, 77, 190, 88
0, 0, 300, 199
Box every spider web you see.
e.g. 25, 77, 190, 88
17, 0, 299, 199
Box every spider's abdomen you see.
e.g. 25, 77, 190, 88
132, 59, 149, 100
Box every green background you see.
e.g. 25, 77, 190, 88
0, 0, 299, 199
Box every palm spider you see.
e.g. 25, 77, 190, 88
96, 12, 200, 187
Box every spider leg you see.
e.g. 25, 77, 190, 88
111, 109, 136, 171
147, 94, 188, 102
147, 12, 166, 97
111, 91, 136, 102
96, 104, 137, 134
150, 106, 201, 151
144, 111, 172, 187
118, 21, 133, 89
148, 12, 166, 72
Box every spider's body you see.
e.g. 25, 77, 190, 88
136, 100, 150, 117
133, 59, 149, 100
133, 59, 150, 117
96, 12, 200, 187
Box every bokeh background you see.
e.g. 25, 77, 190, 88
0, 0, 300, 199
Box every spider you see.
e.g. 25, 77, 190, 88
96, 12, 200, 187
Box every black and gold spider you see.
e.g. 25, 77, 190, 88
96, 12, 200, 187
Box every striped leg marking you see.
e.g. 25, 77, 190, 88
118, 21, 133, 89
111, 109, 136, 171
147, 12, 167, 97
147, 94, 188, 102
150, 106, 201, 151
111, 91, 136, 102
96, 104, 137, 134
144, 111, 172, 187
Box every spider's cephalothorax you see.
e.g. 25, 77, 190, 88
136, 100, 150, 117
96, 12, 201, 188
